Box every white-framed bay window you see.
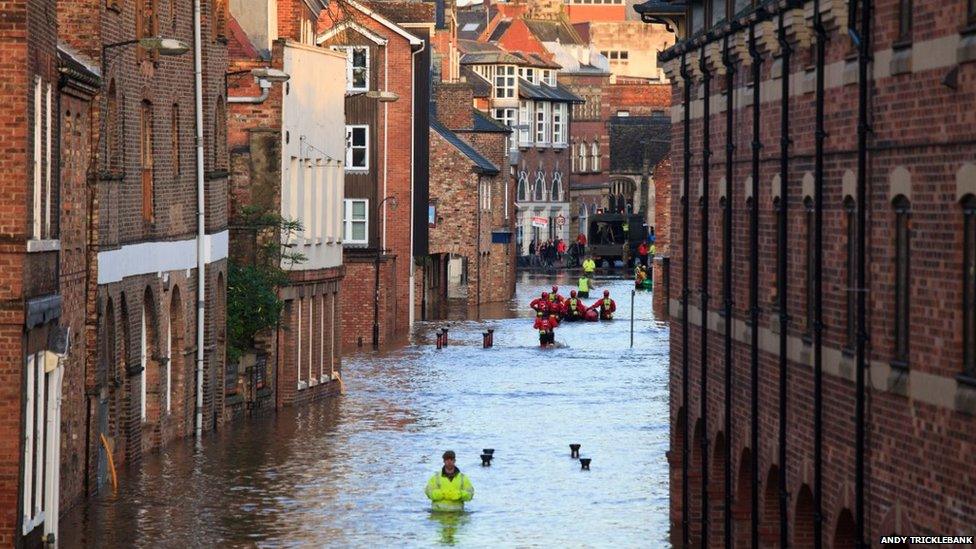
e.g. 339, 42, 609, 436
552, 103, 567, 147
535, 102, 550, 146
494, 107, 516, 150
332, 46, 369, 92
345, 125, 368, 172
518, 101, 532, 146
343, 198, 369, 245
494, 65, 516, 98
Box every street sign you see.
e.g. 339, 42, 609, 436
531, 216, 548, 228
556, 214, 565, 227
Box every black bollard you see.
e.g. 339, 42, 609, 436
570, 444, 581, 458
441, 328, 449, 347
483, 332, 489, 348
483, 448, 494, 455
579, 458, 591, 470
436, 333, 443, 349
487, 328, 494, 347
480, 453, 493, 466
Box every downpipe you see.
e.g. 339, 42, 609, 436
698, 46, 711, 549
776, 12, 792, 547
721, 33, 736, 549
747, 24, 762, 549
679, 54, 692, 549
812, 0, 827, 546
193, 0, 205, 441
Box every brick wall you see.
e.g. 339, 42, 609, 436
666, 1, 976, 544
433, 82, 474, 130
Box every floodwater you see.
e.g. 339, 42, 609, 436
61, 273, 671, 548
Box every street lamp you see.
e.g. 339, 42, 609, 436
227, 67, 291, 104
101, 36, 190, 67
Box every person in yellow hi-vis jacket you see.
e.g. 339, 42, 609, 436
425, 450, 474, 512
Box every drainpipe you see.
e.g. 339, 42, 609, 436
852, 0, 871, 546
193, 0, 205, 440
698, 45, 711, 549
776, 11, 792, 546
721, 32, 735, 549
679, 53, 691, 549
747, 24, 762, 549
408, 41, 426, 329
812, 0, 827, 546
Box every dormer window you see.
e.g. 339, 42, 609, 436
333, 46, 369, 92
495, 65, 516, 98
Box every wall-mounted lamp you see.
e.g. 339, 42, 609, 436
228, 67, 291, 104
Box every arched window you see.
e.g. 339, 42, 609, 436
140, 100, 154, 222
171, 103, 180, 180
804, 196, 815, 337
963, 194, 976, 377
578, 142, 587, 173
550, 171, 562, 202
517, 170, 528, 201
534, 171, 546, 201
213, 97, 226, 171
893, 195, 911, 366
844, 196, 857, 350
570, 141, 576, 172
591, 141, 600, 172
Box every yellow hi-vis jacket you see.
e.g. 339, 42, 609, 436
425, 469, 474, 511
582, 259, 596, 274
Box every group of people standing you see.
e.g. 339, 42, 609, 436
529, 285, 617, 346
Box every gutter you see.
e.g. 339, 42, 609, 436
193, 0, 206, 440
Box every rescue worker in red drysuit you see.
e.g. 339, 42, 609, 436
530, 292, 552, 329
589, 289, 617, 320
563, 290, 587, 321
538, 315, 556, 346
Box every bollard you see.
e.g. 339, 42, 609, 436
579, 458, 591, 470
441, 328, 449, 347
569, 444, 581, 458
487, 328, 494, 347
436, 332, 443, 349
483, 332, 489, 348
480, 453, 493, 466
482, 448, 494, 455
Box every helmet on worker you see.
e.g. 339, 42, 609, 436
603, 290, 610, 297
551, 285, 559, 293
542, 291, 549, 298
570, 290, 577, 298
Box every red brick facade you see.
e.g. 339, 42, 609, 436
663, 0, 976, 545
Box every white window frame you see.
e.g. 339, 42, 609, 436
22, 352, 45, 535
297, 298, 305, 389
518, 101, 532, 146
480, 179, 491, 210
345, 125, 369, 172
578, 142, 588, 172
535, 102, 550, 146
343, 198, 369, 245
591, 141, 601, 172
552, 103, 567, 147
31, 77, 55, 246
517, 169, 529, 201
334, 46, 369, 92
534, 171, 546, 201
140, 305, 147, 422
494, 65, 516, 98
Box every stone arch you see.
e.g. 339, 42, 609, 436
169, 286, 188, 438
689, 417, 704, 545
733, 447, 753, 547
119, 293, 135, 462
888, 166, 911, 202
142, 286, 162, 451
670, 407, 687, 547
709, 431, 728, 544
793, 483, 815, 548
770, 174, 781, 200
956, 163, 976, 202
833, 508, 856, 548
760, 465, 782, 546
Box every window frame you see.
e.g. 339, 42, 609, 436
551, 171, 563, 202
896, 0, 912, 44
534, 171, 546, 201
893, 195, 911, 367
552, 103, 566, 147
345, 125, 369, 172
590, 141, 600, 172
578, 142, 588, 172
140, 100, 155, 222
494, 64, 516, 99
333, 46, 369, 92
517, 169, 529, 201
535, 102, 550, 146
343, 198, 369, 245
518, 100, 532, 146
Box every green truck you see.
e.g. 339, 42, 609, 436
587, 213, 648, 267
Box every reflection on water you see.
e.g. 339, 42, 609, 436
61, 274, 671, 548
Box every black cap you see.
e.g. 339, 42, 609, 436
442, 450, 456, 460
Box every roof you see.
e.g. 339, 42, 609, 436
487, 19, 512, 41
227, 15, 261, 59
57, 44, 100, 88
471, 110, 512, 133
518, 78, 584, 103
522, 18, 584, 45
457, 8, 488, 39
633, 0, 687, 16
364, 1, 435, 24
343, 0, 424, 45
431, 119, 500, 175
460, 50, 524, 65
510, 51, 561, 69
544, 42, 610, 75
460, 66, 492, 97
609, 114, 672, 174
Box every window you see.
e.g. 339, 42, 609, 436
805, 197, 815, 338
213, 98, 226, 171
518, 101, 532, 145
570, 142, 576, 172
897, 0, 912, 42
31, 77, 54, 241
494, 107, 516, 150
480, 179, 491, 210
495, 65, 516, 98
296, 299, 304, 388
522, 67, 535, 84
591, 141, 600, 172
140, 303, 148, 421
171, 104, 180, 179
844, 197, 857, 350
343, 198, 369, 245
691, 1, 704, 35
772, 196, 782, 306
517, 169, 528, 201
140, 100, 154, 222
21, 351, 48, 535
617, 110, 631, 117
136, 0, 160, 62
550, 171, 563, 202
331, 46, 369, 91
893, 195, 911, 366
710, 0, 726, 26
578, 142, 588, 172
345, 125, 368, 171
552, 104, 566, 146
963, 195, 976, 377
535, 102, 550, 145
534, 171, 546, 201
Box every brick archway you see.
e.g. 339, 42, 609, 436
760, 465, 782, 546
709, 431, 727, 544
733, 447, 753, 547
689, 418, 704, 545
794, 484, 815, 548
833, 508, 856, 549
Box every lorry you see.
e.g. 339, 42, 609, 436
586, 213, 648, 267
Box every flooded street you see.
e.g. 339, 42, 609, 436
62, 274, 671, 548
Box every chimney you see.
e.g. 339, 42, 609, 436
433, 82, 475, 130
436, 0, 445, 29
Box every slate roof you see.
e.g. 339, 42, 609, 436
510, 51, 561, 69
609, 114, 672, 174
523, 18, 584, 45
632, 0, 687, 17
487, 19, 512, 41
457, 7, 488, 40
432, 119, 500, 175
364, 1, 435, 23
460, 66, 492, 97
460, 50, 524, 65
471, 109, 512, 133
517, 78, 584, 103
57, 44, 100, 89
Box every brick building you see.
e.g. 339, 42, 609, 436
642, 0, 976, 545
227, 0, 346, 413
426, 83, 516, 316
317, 0, 432, 351
58, 0, 230, 504
607, 113, 671, 230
